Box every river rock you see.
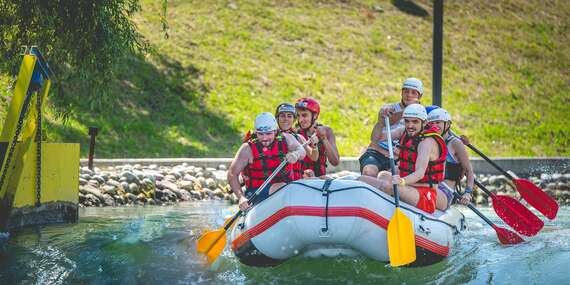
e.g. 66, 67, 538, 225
540, 173, 552, 183
157, 180, 178, 191
121, 171, 139, 184
197, 177, 206, 188
125, 193, 137, 202
196, 171, 204, 178
163, 174, 176, 183
119, 181, 129, 191
80, 167, 94, 175
218, 164, 227, 170
80, 185, 105, 202
85, 194, 99, 206
92, 175, 106, 184
79, 178, 88, 186
488, 175, 507, 186
213, 189, 225, 199
206, 178, 217, 189
552, 173, 562, 182
178, 189, 191, 201
88, 179, 100, 188
137, 193, 147, 201
185, 166, 196, 175
128, 183, 140, 194
148, 164, 158, 170
475, 195, 487, 205
102, 185, 118, 195
114, 195, 125, 205
102, 194, 115, 206
190, 190, 203, 200
202, 189, 214, 198
179, 180, 193, 191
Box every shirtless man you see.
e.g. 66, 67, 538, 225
359, 104, 447, 214
360, 78, 423, 177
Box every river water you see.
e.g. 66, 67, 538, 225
0, 201, 568, 284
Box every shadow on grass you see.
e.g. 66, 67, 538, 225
391, 0, 429, 18
46, 53, 241, 158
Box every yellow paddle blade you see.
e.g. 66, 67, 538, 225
196, 229, 226, 254
206, 233, 227, 264
387, 208, 416, 267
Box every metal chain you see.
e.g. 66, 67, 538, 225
35, 92, 42, 207
0, 90, 34, 192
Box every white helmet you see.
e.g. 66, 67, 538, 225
403, 104, 427, 121
254, 112, 278, 132
427, 108, 451, 122
402, 77, 423, 95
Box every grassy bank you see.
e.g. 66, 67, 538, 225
1, 0, 568, 157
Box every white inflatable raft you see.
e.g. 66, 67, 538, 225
230, 177, 466, 267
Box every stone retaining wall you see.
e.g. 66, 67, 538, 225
82, 157, 570, 176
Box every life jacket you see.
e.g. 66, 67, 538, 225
242, 133, 291, 193
398, 126, 447, 186
444, 135, 464, 183
282, 129, 304, 181
297, 125, 327, 177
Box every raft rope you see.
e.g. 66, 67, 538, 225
276, 181, 463, 233
320, 179, 333, 233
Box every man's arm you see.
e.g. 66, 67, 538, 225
453, 140, 475, 190
296, 135, 319, 161
318, 126, 340, 166
401, 138, 437, 185
369, 106, 404, 151
283, 132, 306, 162
227, 143, 252, 207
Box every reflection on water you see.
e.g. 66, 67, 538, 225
1, 202, 569, 284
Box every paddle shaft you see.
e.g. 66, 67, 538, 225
474, 179, 496, 198
465, 143, 514, 180
222, 135, 315, 230
202, 159, 289, 254
384, 116, 400, 207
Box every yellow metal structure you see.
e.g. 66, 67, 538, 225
0, 47, 79, 231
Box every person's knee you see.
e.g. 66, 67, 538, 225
362, 165, 379, 177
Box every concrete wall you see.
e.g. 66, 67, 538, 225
81, 157, 570, 176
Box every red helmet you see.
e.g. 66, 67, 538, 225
295, 97, 320, 117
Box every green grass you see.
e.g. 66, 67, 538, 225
1, 0, 569, 157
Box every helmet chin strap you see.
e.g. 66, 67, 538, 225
442, 122, 450, 136
299, 113, 317, 133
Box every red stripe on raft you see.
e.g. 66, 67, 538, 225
231, 206, 449, 257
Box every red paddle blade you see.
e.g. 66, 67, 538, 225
514, 178, 559, 220
492, 225, 525, 245
492, 195, 544, 237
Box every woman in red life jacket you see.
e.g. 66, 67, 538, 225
228, 112, 306, 211
426, 108, 475, 210
275, 103, 319, 181
360, 78, 423, 178
359, 104, 447, 214
294, 97, 340, 178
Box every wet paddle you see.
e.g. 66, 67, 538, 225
466, 143, 558, 220
474, 179, 544, 237
384, 116, 416, 267
197, 136, 314, 264
196, 159, 288, 263
443, 183, 524, 245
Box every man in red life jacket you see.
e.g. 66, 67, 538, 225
360, 78, 423, 177
228, 112, 306, 211
275, 103, 319, 181
358, 104, 447, 214
295, 97, 340, 178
